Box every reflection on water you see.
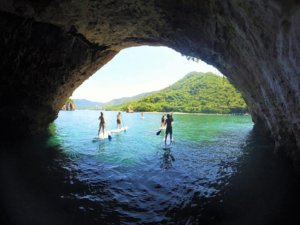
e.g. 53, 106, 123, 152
0, 111, 300, 225
161, 149, 175, 170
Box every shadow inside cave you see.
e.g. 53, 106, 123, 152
0, 130, 299, 225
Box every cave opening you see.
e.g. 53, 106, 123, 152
1, 1, 300, 223
43, 45, 257, 225
69, 45, 232, 112
54, 44, 251, 152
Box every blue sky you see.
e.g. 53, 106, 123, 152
71, 46, 222, 102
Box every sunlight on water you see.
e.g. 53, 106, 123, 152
50, 111, 252, 165
3, 110, 299, 225
46, 111, 253, 223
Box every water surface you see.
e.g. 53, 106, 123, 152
1, 111, 299, 225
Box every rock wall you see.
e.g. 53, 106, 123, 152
0, 11, 116, 136
0, 0, 299, 164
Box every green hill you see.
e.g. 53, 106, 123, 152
102, 91, 156, 108
105, 72, 248, 114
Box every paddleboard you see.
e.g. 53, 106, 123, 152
110, 126, 128, 133
161, 136, 174, 149
93, 131, 112, 141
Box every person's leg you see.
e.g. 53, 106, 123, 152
98, 124, 101, 136
165, 131, 168, 145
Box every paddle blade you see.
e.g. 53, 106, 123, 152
156, 130, 162, 135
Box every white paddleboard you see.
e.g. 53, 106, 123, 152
110, 126, 128, 133
93, 131, 112, 141
161, 135, 174, 149
99, 131, 111, 139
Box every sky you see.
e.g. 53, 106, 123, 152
71, 46, 222, 103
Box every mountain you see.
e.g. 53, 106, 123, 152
105, 72, 248, 114
72, 99, 103, 109
102, 91, 156, 107
72, 91, 155, 110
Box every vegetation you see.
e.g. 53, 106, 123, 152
66, 98, 75, 104
105, 72, 248, 114
103, 91, 155, 107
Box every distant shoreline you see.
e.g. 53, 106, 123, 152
71, 109, 250, 116
142, 111, 250, 116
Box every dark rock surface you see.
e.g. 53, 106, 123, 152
0, 0, 299, 164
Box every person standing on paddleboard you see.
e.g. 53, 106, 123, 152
98, 112, 105, 136
117, 112, 122, 129
164, 113, 174, 145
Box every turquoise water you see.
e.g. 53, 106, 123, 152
46, 111, 253, 223
2, 110, 300, 225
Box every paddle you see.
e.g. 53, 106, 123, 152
108, 131, 112, 140
156, 129, 162, 135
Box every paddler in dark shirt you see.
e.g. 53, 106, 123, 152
164, 113, 173, 145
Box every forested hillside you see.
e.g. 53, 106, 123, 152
105, 72, 248, 114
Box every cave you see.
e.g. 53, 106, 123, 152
1, 1, 300, 225
0, 1, 299, 163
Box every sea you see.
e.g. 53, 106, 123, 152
1, 110, 299, 225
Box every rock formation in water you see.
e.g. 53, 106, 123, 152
0, 1, 299, 165
61, 100, 76, 111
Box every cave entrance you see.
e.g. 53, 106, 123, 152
52, 44, 252, 153
48, 46, 254, 224
69, 45, 246, 115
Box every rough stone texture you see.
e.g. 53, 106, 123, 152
0, 11, 116, 136
0, 0, 299, 164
